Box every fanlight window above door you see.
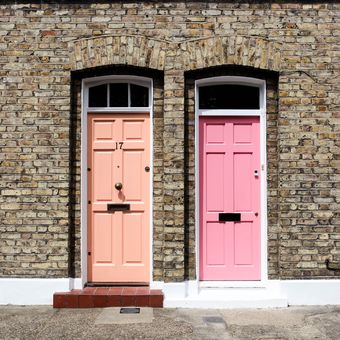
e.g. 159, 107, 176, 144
88, 83, 149, 108
198, 84, 260, 110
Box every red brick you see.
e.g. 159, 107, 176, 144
94, 287, 110, 295
135, 295, 149, 307
93, 295, 108, 307
149, 294, 163, 308
107, 295, 122, 307
108, 287, 123, 295
78, 294, 94, 308
122, 287, 136, 295
83, 287, 96, 294
136, 287, 150, 295
63, 294, 79, 308
53, 293, 64, 308
121, 295, 136, 306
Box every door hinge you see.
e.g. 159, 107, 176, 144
88, 200, 91, 204
88, 252, 91, 256
87, 167, 91, 171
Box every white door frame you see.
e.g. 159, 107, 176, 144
80, 75, 154, 287
195, 76, 268, 287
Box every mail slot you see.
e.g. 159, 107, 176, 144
219, 213, 241, 222
107, 203, 130, 212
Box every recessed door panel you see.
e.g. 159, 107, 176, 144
206, 222, 225, 266
123, 120, 144, 140
94, 121, 115, 140
234, 153, 252, 211
206, 153, 225, 212
88, 113, 150, 283
234, 222, 253, 265
122, 213, 143, 264
200, 116, 261, 281
93, 152, 114, 201
93, 213, 113, 263
123, 151, 143, 201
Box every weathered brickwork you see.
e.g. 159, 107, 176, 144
0, 2, 339, 281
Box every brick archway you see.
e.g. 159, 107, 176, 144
180, 36, 282, 72
69, 34, 282, 73
69, 34, 169, 71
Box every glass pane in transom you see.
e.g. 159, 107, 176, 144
109, 83, 129, 107
89, 84, 108, 107
199, 84, 260, 110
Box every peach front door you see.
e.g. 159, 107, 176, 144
200, 116, 261, 280
87, 113, 150, 283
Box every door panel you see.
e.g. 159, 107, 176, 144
123, 151, 143, 200
122, 212, 143, 264
88, 113, 150, 283
200, 116, 261, 281
93, 213, 113, 263
93, 152, 114, 201
234, 153, 252, 211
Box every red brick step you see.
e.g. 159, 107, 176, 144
53, 287, 163, 308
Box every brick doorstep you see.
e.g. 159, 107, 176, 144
53, 287, 163, 308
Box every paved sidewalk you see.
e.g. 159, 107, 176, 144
0, 305, 339, 339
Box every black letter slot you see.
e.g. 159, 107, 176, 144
107, 203, 130, 212
219, 213, 241, 222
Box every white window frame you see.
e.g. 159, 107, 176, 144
84, 76, 152, 112
81, 75, 154, 287
195, 76, 268, 287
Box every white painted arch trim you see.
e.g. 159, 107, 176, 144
81, 75, 154, 287
194, 76, 268, 286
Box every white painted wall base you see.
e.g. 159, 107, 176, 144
163, 280, 287, 308
281, 280, 340, 306
1, 278, 339, 307
162, 279, 340, 308
0, 278, 82, 305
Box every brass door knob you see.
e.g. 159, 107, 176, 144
115, 182, 123, 191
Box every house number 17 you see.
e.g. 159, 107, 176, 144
114, 142, 124, 150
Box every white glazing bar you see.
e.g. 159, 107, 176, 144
128, 83, 131, 107
107, 83, 109, 107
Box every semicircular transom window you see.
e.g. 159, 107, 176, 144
199, 84, 260, 110
88, 83, 149, 108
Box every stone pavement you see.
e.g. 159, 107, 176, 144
0, 305, 339, 340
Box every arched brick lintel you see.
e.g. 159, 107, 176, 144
69, 34, 282, 73
69, 35, 169, 71
181, 36, 282, 72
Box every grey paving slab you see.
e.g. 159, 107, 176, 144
95, 307, 154, 324
0, 306, 339, 340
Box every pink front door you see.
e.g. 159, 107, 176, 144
87, 113, 150, 283
200, 116, 261, 280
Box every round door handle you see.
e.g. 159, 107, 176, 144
115, 182, 123, 191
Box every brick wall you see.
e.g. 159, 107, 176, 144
0, 2, 339, 280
